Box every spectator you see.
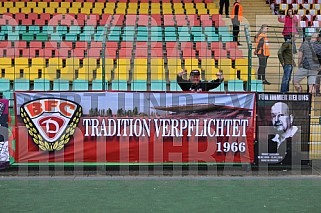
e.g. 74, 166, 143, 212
231, 0, 243, 46
293, 33, 320, 94
254, 24, 271, 85
278, 9, 299, 42
219, 0, 230, 18
176, 69, 224, 92
278, 36, 297, 93
312, 32, 321, 95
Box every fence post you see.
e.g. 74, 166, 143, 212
101, 25, 108, 90
244, 25, 252, 91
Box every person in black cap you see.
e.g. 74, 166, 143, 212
176, 69, 224, 92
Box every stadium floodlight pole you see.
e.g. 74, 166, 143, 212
101, 24, 108, 90
244, 25, 252, 91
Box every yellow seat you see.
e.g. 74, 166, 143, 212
104, 7, 114, 14
115, 59, 130, 80
198, 9, 208, 15
50, 2, 59, 8
96, 59, 113, 80
21, 7, 31, 14
201, 58, 220, 80
133, 59, 147, 80
15, 2, 25, 8
106, 3, 116, 9
60, 58, 79, 81
33, 7, 44, 14
162, 8, 172, 15
44, 58, 62, 81
72, 2, 82, 8
68, 7, 79, 14
83, 2, 93, 8
28, 2, 36, 8
0, 58, 18, 80
207, 3, 217, 9
209, 8, 219, 14
45, 7, 55, 14
77, 58, 97, 81
57, 8, 67, 14
186, 9, 196, 14
218, 59, 235, 80
81, 8, 91, 15
139, 8, 149, 14
92, 8, 103, 14
61, 2, 70, 8
37, 2, 47, 8
4, 2, 13, 8
0, 8, 7, 14
168, 59, 182, 81
30, 58, 46, 80
95, 3, 105, 8
127, 8, 137, 14
185, 3, 194, 9
14, 58, 29, 79
174, 8, 185, 14
9, 7, 19, 14
151, 58, 165, 81
185, 59, 199, 71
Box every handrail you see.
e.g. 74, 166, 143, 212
244, 24, 252, 91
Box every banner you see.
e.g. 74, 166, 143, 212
256, 93, 311, 165
0, 99, 9, 169
15, 92, 256, 164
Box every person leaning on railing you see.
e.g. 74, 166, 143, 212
176, 69, 224, 92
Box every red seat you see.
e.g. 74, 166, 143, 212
22, 19, 32, 25
15, 13, 26, 20
120, 42, 133, 48
14, 41, 27, 48
151, 15, 161, 26
88, 48, 101, 59
40, 13, 51, 21
90, 42, 103, 48
187, 15, 200, 26
105, 48, 118, 59
27, 13, 38, 20
45, 41, 58, 48
106, 41, 118, 48
73, 48, 86, 59
166, 48, 180, 58
137, 15, 149, 26
125, 15, 137, 25
150, 48, 163, 57
0, 41, 11, 48
196, 42, 209, 50
164, 15, 175, 26
180, 42, 193, 49
198, 49, 213, 60
76, 41, 88, 49
211, 42, 223, 50
35, 19, 45, 25
229, 49, 243, 60
213, 49, 227, 60
182, 49, 196, 58
150, 42, 163, 49
135, 48, 148, 58
100, 14, 111, 25
118, 48, 131, 58
112, 15, 124, 26
30, 41, 42, 48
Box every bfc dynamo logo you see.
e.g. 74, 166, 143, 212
20, 98, 82, 151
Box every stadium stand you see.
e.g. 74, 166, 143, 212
0, 0, 256, 105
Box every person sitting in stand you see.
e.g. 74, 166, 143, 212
176, 69, 224, 92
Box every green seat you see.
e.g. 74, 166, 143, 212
65, 26, 80, 41
250, 80, 264, 92
151, 80, 167, 91
210, 81, 225, 92
14, 79, 30, 91
53, 79, 70, 91
0, 78, 10, 92
112, 80, 127, 91
79, 26, 95, 41
227, 80, 244, 92
72, 79, 89, 91
92, 79, 108, 90
36, 26, 53, 41
2, 91, 14, 107
131, 80, 147, 91
170, 81, 182, 91
22, 26, 40, 41
34, 78, 51, 91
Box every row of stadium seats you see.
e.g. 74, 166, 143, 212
0, 57, 251, 81
0, 78, 263, 99
0, 0, 214, 3
0, 14, 222, 27
0, 2, 218, 15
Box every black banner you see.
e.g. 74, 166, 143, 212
255, 93, 311, 166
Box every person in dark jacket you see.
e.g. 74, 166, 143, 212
278, 36, 297, 93
177, 69, 224, 92
219, 0, 230, 18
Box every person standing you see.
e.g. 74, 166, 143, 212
278, 36, 297, 93
231, 0, 243, 46
293, 33, 320, 94
278, 9, 299, 42
176, 69, 224, 92
219, 0, 230, 18
254, 24, 271, 85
